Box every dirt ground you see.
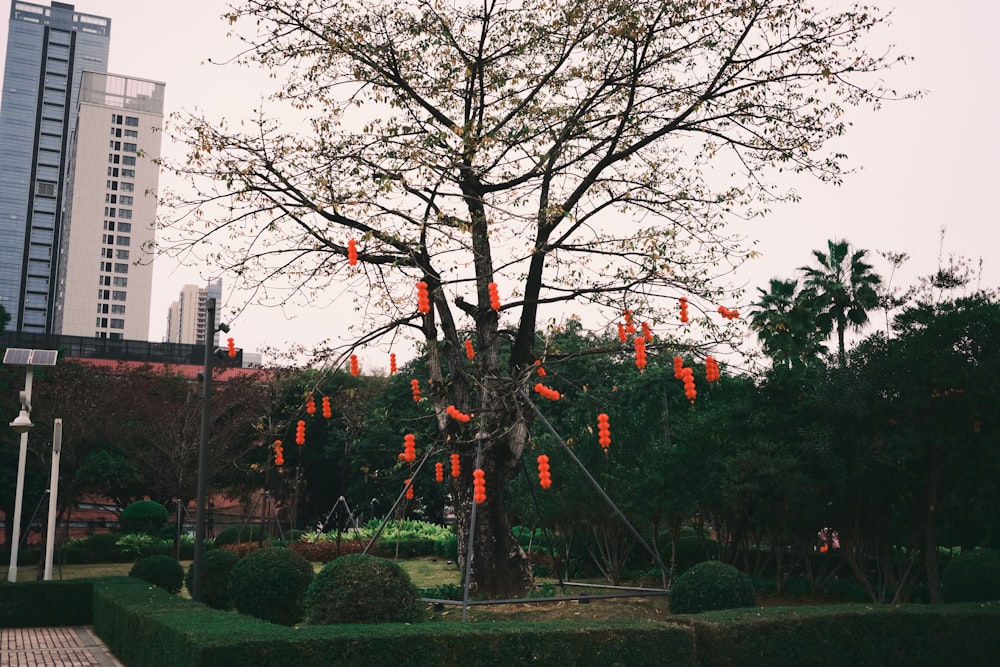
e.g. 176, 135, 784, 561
428, 593, 673, 623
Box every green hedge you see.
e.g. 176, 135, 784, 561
0, 579, 94, 627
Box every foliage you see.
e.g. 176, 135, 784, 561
214, 524, 267, 546
184, 549, 240, 610
228, 546, 315, 626
116, 533, 158, 560
942, 549, 1000, 603
119, 500, 169, 536
129, 555, 185, 594
669, 561, 755, 614
305, 553, 421, 625
0, 579, 93, 627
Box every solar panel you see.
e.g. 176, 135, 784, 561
29, 349, 59, 366
2, 348, 32, 365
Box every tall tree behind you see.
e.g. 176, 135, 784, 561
799, 240, 882, 367
750, 278, 827, 368
156, 0, 912, 597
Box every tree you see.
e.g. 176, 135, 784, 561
157, 0, 910, 597
750, 278, 827, 368
799, 239, 882, 367
0, 304, 10, 334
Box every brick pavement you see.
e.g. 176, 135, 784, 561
0, 627, 123, 667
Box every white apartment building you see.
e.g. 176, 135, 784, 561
165, 279, 223, 346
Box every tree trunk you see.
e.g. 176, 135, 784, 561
924, 443, 944, 603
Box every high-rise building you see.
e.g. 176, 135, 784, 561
53, 71, 164, 340
165, 279, 223, 346
0, 1, 111, 333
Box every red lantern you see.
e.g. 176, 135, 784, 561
641, 321, 654, 343
410, 379, 422, 402
488, 282, 501, 311
450, 453, 461, 478
350, 354, 360, 376
597, 413, 611, 451
537, 454, 552, 489
403, 433, 417, 463
533, 383, 560, 401
681, 366, 697, 402
295, 420, 306, 446
534, 359, 546, 377
273, 440, 284, 466
718, 305, 739, 320
617, 323, 627, 343
679, 297, 689, 323
405, 479, 414, 500
390, 352, 397, 374
705, 356, 721, 383
435, 462, 444, 483
416, 280, 431, 314
465, 339, 475, 360
446, 405, 472, 423
633, 336, 647, 371
305, 393, 316, 416
321, 396, 332, 419
227, 337, 236, 358
347, 239, 358, 266
623, 309, 636, 335
473, 468, 486, 504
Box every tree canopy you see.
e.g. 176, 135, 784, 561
156, 0, 912, 596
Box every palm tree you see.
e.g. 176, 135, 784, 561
799, 240, 882, 367
750, 278, 827, 368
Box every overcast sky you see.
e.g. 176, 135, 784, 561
2, 1, 997, 366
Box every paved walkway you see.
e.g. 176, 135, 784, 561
0, 627, 123, 667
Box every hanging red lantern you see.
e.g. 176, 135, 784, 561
410, 378, 422, 402
533, 383, 560, 401
488, 282, 501, 311
347, 239, 358, 266
390, 352, 397, 374
534, 359, 546, 377
435, 462, 444, 483
673, 356, 684, 379
465, 339, 475, 360
597, 413, 612, 451
641, 321, 653, 343
634, 336, 647, 371
295, 420, 306, 446
473, 468, 486, 504
273, 440, 284, 466
405, 479, 414, 500
450, 453, 461, 478
705, 356, 721, 383
681, 366, 697, 402
321, 395, 332, 419
350, 354, 360, 376
305, 393, 316, 416
623, 309, 636, 335
227, 337, 237, 358
617, 323, 627, 343
416, 280, 431, 314
717, 305, 739, 320
679, 297, 689, 323
537, 454, 552, 489
446, 405, 473, 423
402, 433, 416, 463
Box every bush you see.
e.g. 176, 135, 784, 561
116, 533, 159, 560
433, 533, 458, 561
228, 546, 314, 626
669, 560, 755, 614
214, 524, 266, 546
119, 501, 169, 536
305, 553, 420, 625
129, 555, 184, 594
664, 535, 718, 576
942, 548, 1000, 603
184, 549, 239, 610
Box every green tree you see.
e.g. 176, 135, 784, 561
799, 239, 882, 367
750, 278, 827, 368
0, 304, 10, 333
157, 0, 911, 596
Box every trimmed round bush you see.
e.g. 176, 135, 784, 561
305, 553, 420, 625
120, 500, 169, 536
129, 555, 184, 594
185, 549, 240, 609
669, 560, 755, 614
228, 546, 314, 626
942, 548, 1000, 603
214, 524, 266, 546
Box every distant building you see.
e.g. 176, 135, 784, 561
165, 279, 224, 346
0, 1, 111, 333
53, 71, 164, 340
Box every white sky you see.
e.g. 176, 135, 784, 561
2, 1, 998, 367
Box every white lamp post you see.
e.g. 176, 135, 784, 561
43, 418, 63, 580
4, 348, 58, 583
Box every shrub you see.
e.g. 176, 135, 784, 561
214, 524, 266, 546
669, 560, 755, 614
433, 533, 458, 561
184, 549, 239, 610
664, 535, 718, 576
116, 533, 159, 560
74, 532, 128, 562
228, 546, 314, 626
129, 555, 184, 594
942, 548, 1000, 603
119, 501, 169, 536
305, 553, 420, 625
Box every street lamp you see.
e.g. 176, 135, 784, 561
4, 348, 58, 583
192, 298, 228, 601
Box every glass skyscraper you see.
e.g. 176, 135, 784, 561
0, 1, 111, 333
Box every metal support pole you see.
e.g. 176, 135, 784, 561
192, 298, 216, 601
43, 419, 62, 580
7, 368, 33, 583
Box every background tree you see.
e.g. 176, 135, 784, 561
157, 0, 911, 596
750, 278, 827, 368
799, 239, 882, 367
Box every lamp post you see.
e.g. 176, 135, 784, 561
43, 418, 62, 580
192, 298, 229, 601
4, 348, 57, 583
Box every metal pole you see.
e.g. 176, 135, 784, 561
192, 298, 216, 601
7, 368, 33, 583
43, 418, 62, 580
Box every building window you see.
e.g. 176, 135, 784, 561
35, 181, 56, 197
121, 169, 135, 178
114, 264, 129, 274
112, 290, 127, 301
118, 209, 132, 219
125, 116, 139, 126
119, 195, 133, 206
116, 250, 129, 260
111, 305, 125, 314
112, 114, 123, 124
97, 303, 109, 313
117, 222, 131, 232
111, 140, 121, 150
123, 143, 136, 153
103, 221, 115, 231
113, 277, 127, 287
122, 155, 136, 166
105, 207, 116, 217
124, 129, 137, 138
110, 319, 124, 329
116, 236, 130, 246
120, 182, 134, 192
105, 194, 117, 204
107, 167, 119, 177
